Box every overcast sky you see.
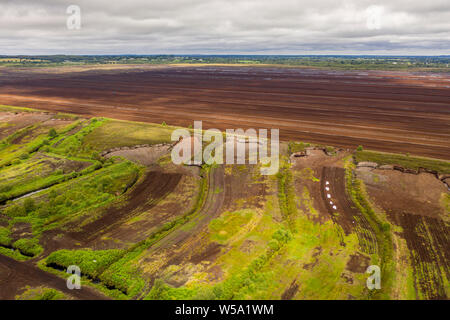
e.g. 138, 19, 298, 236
1, 0, 449, 55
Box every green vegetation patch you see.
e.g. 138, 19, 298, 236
15, 286, 67, 300
0, 226, 12, 246
355, 150, 450, 174
0, 154, 93, 203
83, 119, 175, 151
288, 141, 311, 154
46, 249, 124, 278
48, 118, 106, 158
1, 160, 140, 237
0, 105, 37, 113
345, 159, 394, 299
209, 209, 254, 244
12, 237, 43, 257
276, 159, 298, 231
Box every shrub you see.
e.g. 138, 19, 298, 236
46, 249, 124, 278
13, 238, 43, 257
23, 198, 36, 213
48, 128, 57, 138
0, 227, 11, 246
4, 205, 27, 217
15, 287, 66, 300
272, 228, 292, 244
19, 153, 30, 160
268, 239, 280, 251
356, 145, 364, 152
37, 205, 52, 218
54, 195, 66, 206
49, 190, 58, 199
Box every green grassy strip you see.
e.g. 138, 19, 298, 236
15, 286, 67, 300
276, 160, 298, 232
0, 160, 101, 204
0, 105, 37, 113
354, 150, 450, 174
0, 118, 84, 168
46, 249, 124, 278
0, 135, 50, 168
0, 246, 30, 261
345, 161, 395, 299
0, 125, 36, 147
47, 118, 106, 158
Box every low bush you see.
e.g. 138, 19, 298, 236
46, 249, 124, 279
13, 238, 43, 257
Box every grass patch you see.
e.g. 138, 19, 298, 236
355, 150, 450, 174
15, 286, 67, 300
12, 237, 43, 257
0, 105, 37, 113
0, 226, 12, 246
0, 154, 94, 203
48, 118, 106, 158
46, 249, 124, 278
276, 159, 298, 231
1, 160, 140, 237
288, 141, 310, 154
209, 209, 254, 244
83, 119, 175, 151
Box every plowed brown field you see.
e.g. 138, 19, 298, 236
1, 66, 449, 159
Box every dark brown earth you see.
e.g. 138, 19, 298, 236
388, 212, 449, 299
0, 254, 108, 300
281, 279, 299, 300
1, 66, 449, 159
346, 253, 371, 273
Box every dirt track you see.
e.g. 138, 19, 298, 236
321, 167, 377, 254
1, 66, 449, 159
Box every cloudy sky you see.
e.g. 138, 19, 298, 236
1, 0, 449, 55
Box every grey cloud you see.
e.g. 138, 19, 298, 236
0, 0, 449, 55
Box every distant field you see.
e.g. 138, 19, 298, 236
1, 55, 449, 72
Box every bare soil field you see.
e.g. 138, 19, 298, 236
357, 169, 447, 219
1, 66, 449, 159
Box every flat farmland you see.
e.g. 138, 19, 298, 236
0, 65, 449, 159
